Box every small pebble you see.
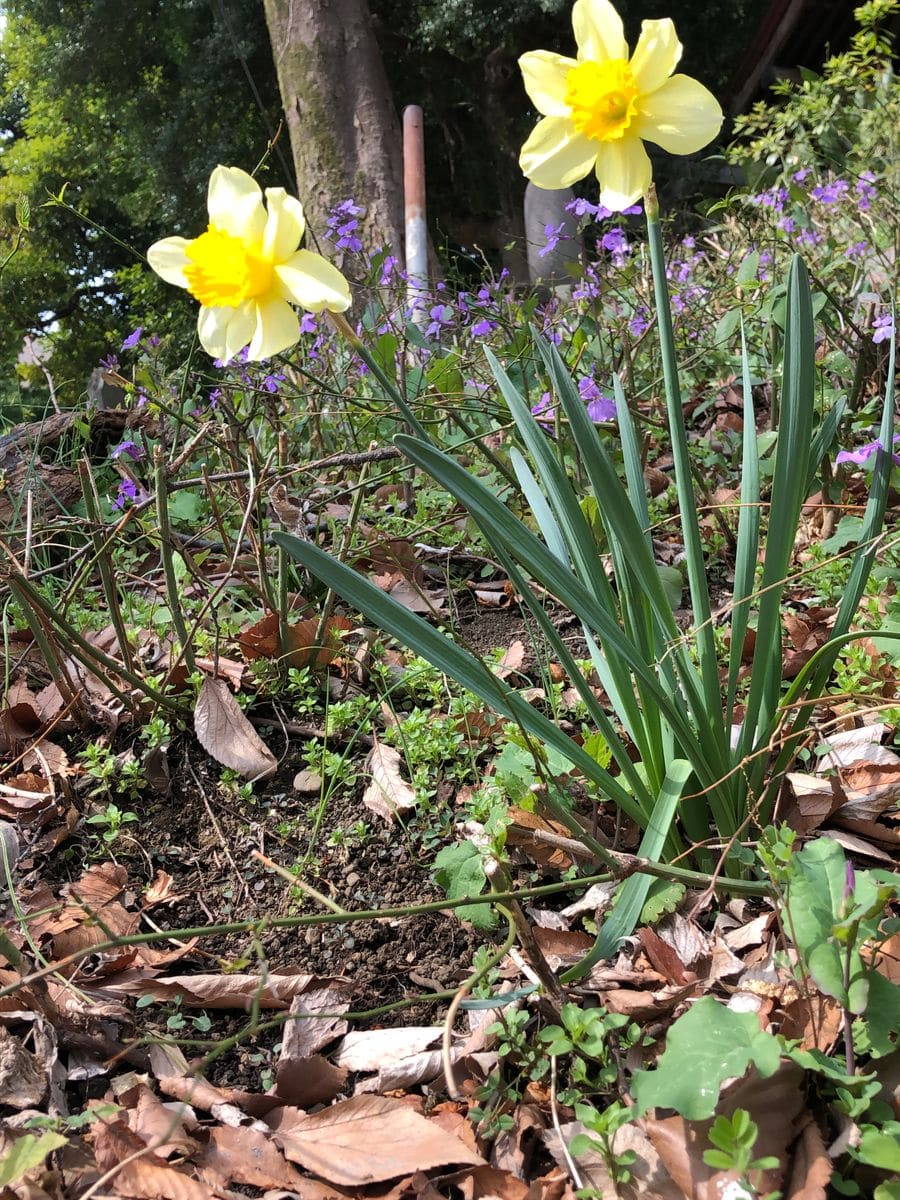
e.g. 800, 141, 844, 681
292, 769, 323, 793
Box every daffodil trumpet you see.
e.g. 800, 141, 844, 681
148, 165, 351, 363
519, 0, 723, 211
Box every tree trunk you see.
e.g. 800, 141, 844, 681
262, 0, 405, 257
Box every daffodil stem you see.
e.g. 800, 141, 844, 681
643, 189, 719, 712
154, 446, 196, 674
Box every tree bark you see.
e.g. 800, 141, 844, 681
262, 0, 405, 256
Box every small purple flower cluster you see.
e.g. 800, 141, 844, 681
324, 199, 365, 253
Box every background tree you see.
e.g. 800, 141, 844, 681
262, 0, 405, 256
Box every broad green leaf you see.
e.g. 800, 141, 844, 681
631, 996, 781, 1120
0, 1132, 68, 1187
433, 841, 496, 929
782, 838, 868, 1012
858, 1126, 900, 1171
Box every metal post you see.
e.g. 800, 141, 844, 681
403, 105, 428, 325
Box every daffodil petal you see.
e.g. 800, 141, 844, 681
207, 165, 267, 247
224, 302, 257, 362
629, 19, 681, 95
633, 74, 723, 154
519, 115, 597, 190
196, 305, 230, 360
147, 237, 190, 287
275, 250, 352, 313
572, 0, 627, 63
263, 189, 306, 262
595, 137, 652, 210
248, 298, 300, 360
519, 50, 577, 117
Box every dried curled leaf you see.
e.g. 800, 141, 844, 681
193, 677, 276, 780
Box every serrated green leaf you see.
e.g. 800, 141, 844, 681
631, 996, 781, 1120
639, 879, 685, 925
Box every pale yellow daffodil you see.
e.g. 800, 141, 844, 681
147, 165, 351, 363
519, 0, 723, 211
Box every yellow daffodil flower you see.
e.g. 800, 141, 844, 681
519, 0, 723, 211
147, 165, 351, 363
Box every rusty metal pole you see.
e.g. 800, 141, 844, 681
403, 105, 428, 326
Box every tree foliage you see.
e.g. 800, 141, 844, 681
0, 0, 282, 404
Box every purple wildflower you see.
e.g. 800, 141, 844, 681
121, 326, 143, 351
209, 388, 222, 408
792, 167, 811, 183
425, 303, 454, 339
110, 440, 144, 462
147, 335, 161, 348
111, 478, 147, 510
811, 180, 849, 205
261, 372, 285, 393
566, 197, 599, 218
531, 392, 555, 426
99, 353, 119, 371
601, 227, 629, 256
579, 377, 617, 422
855, 171, 877, 210
835, 433, 900, 466
379, 254, 398, 285
470, 318, 495, 338
300, 313, 317, 335
540, 221, 568, 257
629, 308, 650, 337
872, 313, 894, 344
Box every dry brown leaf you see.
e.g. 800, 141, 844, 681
506, 808, 573, 871
385, 577, 445, 614
362, 738, 417, 822
818, 723, 893, 770
271, 1094, 485, 1185
279, 985, 351, 1059
780, 994, 843, 1053
193, 677, 276, 780
110, 971, 336, 1010
782, 773, 844, 834
495, 640, 526, 679
334, 1027, 443, 1072
840, 759, 900, 820
454, 1164, 530, 1199
238, 612, 353, 670
785, 1116, 832, 1200
21, 739, 69, 778
0, 1026, 49, 1108
123, 1084, 198, 1159
199, 1125, 305, 1191
91, 1118, 215, 1200
276, 1053, 348, 1107
638, 927, 693, 986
